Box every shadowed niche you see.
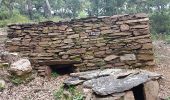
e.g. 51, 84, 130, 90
49, 64, 75, 75
132, 84, 146, 100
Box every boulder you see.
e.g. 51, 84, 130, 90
9, 58, 32, 76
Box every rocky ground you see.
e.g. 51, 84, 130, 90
150, 41, 170, 99
0, 72, 68, 100
0, 29, 170, 99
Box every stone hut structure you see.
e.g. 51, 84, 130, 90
6, 13, 154, 75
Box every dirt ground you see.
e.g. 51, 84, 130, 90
0, 29, 170, 99
149, 41, 170, 99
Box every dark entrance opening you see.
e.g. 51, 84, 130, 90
50, 64, 75, 75
132, 84, 145, 100
38, 60, 81, 76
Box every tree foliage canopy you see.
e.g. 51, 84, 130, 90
0, 0, 170, 34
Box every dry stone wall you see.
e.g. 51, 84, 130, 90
6, 13, 155, 73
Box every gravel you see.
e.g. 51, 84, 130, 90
146, 41, 170, 99
0, 74, 69, 100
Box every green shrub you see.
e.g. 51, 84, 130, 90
53, 86, 64, 100
167, 97, 170, 100
0, 82, 5, 90
50, 16, 63, 22
51, 72, 59, 77
53, 85, 84, 100
0, 11, 11, 20
9, 73, 34, 85
0, 10, 30, 27
10, 76, 23, 85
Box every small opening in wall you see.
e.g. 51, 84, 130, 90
132, 84, 146, 100
49, 64, 75, 75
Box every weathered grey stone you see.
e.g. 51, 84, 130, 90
67, 48, 86, 54
64, 77, 84, 85
63, 39, 73, 43
58, 25, 68, 30
120, 24, 130, 31
142, 43, 153, 49
144, 80, 159, 100
62, 55, 69, 59
83, 88, 94, 100
92, 95, 120, 100
131, 25, 148, 29
48, 33, 59, 36
101, 30, 113, 34
9, 58, 32, 76
104, 55, 118, 61
120, 54, 136, 61
137, 54, 154, 61
66, 28, 73, 32
117, 18, 149, 24
124, 91, 135, 100
100, 26, 110, 30
95, 43, 106, 47
84, 23, 93, 26
83, 55, 94, 60
111, 32, 132, 36
94, 51, 105, 58
67, 34, 79, 38
86, 63, 95, 67
85, 71, 161, 96
73, 68, 123, 80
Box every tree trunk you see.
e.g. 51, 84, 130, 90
44, 0, 52, 18
8, 0, 15, 16
27, 0, 33, 20
0, 0, 2, 7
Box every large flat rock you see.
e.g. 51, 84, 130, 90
82, 70, 161, 96
70, 69, 123, 80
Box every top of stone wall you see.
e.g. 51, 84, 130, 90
8, 13, 148, 29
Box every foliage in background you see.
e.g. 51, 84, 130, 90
0, 10, 30, 27
151, 12, 170, 35
0, 0, 170, 37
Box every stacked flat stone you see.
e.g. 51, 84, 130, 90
6, 13, 155, 75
